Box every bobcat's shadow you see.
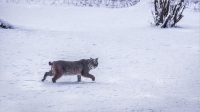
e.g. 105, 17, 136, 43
56, 81, 96, 85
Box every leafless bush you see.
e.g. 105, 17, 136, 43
151, 0, 186, 28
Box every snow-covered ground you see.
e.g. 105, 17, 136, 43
0, 1, 200, 112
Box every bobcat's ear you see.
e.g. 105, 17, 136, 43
90, 57, 93, 60
96, 58, 98, 61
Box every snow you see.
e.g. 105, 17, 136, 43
0, 1, 200, 112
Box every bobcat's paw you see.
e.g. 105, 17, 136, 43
52, 78, 56, 83
92, 77, 95, 81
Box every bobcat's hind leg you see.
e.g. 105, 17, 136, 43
52, 71, 63, 83
42, 70, 54, 81
77, 75, 81, 82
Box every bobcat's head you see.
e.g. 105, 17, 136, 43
89, 58, 98, 69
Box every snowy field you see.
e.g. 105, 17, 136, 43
0, 1, 200, 112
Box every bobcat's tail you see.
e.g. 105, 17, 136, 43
49, 61, 53, 66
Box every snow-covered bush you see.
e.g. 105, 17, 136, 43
0, 19, 14, 29
51, 0, 140, 8
103, 0, 140, 8
151, 0, 186, 28
3, 0, 140, 8
185, 0, 200, 10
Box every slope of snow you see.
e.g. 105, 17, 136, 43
0, 1, 200, 112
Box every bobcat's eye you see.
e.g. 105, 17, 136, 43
93, 60, 98, 67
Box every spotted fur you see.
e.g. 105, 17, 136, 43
42, 58, 98, 83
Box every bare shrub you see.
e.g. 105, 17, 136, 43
151, 0, 186, 28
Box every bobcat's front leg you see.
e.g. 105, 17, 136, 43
77, 75, 81, 82
81, 73, 95, 81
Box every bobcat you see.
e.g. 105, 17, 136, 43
41, 58, 98, 83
